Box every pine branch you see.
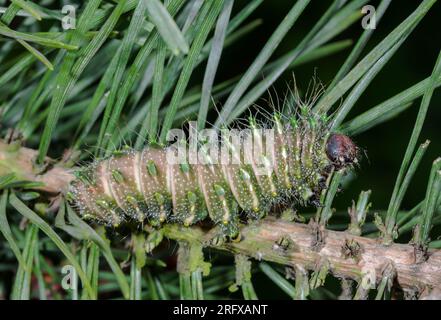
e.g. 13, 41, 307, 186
0, 140, 74, 194
1, 139, 441, 294
163, 218, 441, 292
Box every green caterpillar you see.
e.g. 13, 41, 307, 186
67, 108, 358, 238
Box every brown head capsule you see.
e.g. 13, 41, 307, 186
326, 133, 358, 169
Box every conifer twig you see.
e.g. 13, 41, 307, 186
1, 140, 441, 293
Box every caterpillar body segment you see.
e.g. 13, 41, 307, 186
68, 112, 358, 238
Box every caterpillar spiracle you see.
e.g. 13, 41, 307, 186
67, 106, 358, 239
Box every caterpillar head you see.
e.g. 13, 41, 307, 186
326, 133, 358, 169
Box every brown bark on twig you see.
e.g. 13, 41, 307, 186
1, 140, 441, 293
162, 218, 441, 291
0, 141, 74, 194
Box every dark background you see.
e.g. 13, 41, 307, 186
214, 0, 441, 212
